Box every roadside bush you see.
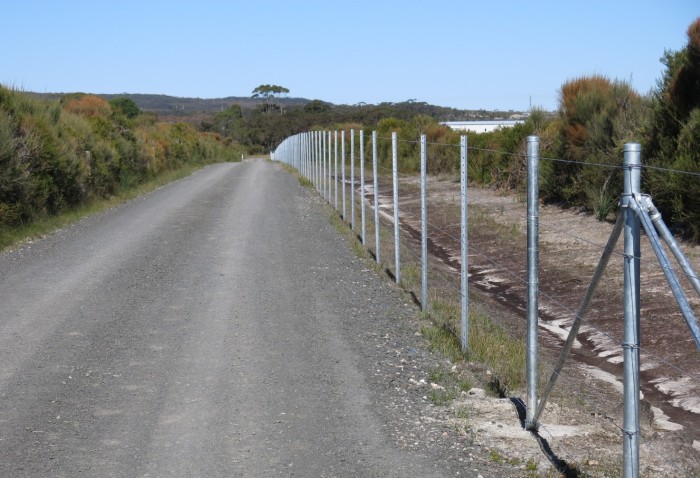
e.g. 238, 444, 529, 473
62, 94, 112, 118
109, 97, 141, 119
424, 121, 459, 175
542, 76, 648, 219
646, 17, 700, 240
0, 86, 244, 228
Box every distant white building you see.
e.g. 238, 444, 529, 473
441, 120, 525, 133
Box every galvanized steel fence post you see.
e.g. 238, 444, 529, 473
342, 131, 346, 220
334, 131, 339, 210
311, 131, 321, 191
322, 130, 327, 201
351, 129, 356, 231
649, 206, 700, 298
317, 132, 321, 193
322, 132, 326, 200
526, 136, 540, 431
305, 133, 309, 179
420, 134, 428, 310
622, 143, 642, 478
301, 133, 306, 178
327, 131, 332, 204
460, 135, 469, 352
392, 132, 400, 284
636, 197, 700, 349
322, 130, 326, 200
373, 130, 381, 264
360, 130, 366, 244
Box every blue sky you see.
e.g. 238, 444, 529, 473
2, 1, 698, 111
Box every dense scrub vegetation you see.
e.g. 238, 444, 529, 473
548, 18, 700, 240
201, 98, 516, 154
646, 18, 700, 240
0, 88, 242, 229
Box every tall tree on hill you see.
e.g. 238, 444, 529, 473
251, 84, 289, 114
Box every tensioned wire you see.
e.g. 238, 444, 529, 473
373, 169, 699, 312
355, 141, 700, 393
361, 137, 698, 318
365, 134, 700, 297
369, 133, 700, 177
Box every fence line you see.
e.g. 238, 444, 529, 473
371, 149, 700, 386
375, 133, 700, 179
365, 140, 700, 377
278, 130, 697, 358
272, 130, 700, 477
368, 191, 693, 476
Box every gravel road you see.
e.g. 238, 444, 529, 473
0, 160, 506, 477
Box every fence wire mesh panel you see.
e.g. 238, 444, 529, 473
271, 130, 700, 477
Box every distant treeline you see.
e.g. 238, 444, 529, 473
0, 88, 243, 229
201, 98, 525, 154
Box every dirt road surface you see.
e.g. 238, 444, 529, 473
0, 160, 530, 477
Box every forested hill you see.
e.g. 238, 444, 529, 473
29, 92, 524, 121
29, 93, 310, 116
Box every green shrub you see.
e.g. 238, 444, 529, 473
646, 17, 700, 240
0, 86, 244, 229
542, 75, 647, 215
